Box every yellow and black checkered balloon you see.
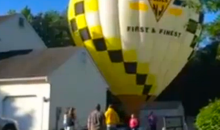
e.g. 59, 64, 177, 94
68, 0, 203, 100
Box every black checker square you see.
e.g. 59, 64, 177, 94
199, 13, 204, 23
173, 0, 185, 7
145, 95, 152, 101
124, 62, 137, 74
70, 19, 77, 32
75, 1, 85, 15
79, 27, 91, 41
142, 84, 152, 95
93, 38, 107, 51
187, 50, 194, 60
190, 35, 197, 48
108, 50, 123, 63
136, 74, 147, 85
186, 19, 198, 34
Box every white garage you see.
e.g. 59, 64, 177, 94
3, 96, 40, 130
0, 47, 109, 130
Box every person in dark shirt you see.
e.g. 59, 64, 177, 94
148, 112, 157, 130
87, 104, 105, 130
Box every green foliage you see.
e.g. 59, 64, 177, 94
195, 99, 220, 130
7, 9, 16, 15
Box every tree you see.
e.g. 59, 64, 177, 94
30, 10, 73, 47
21, 6, 33, 22
195, 99, 220, 130
7, 10, 16, 15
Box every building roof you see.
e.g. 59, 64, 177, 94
0, 49, 32, 61
141, 101, 182, 110
0, 14, 16, 23
0, 46, 82, 79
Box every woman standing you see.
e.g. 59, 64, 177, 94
129, 114, 139, 130
66, 107, 76, 130
63, 108, 69, 130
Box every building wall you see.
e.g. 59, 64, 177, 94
0, 83, 50, 130
48, 49, 108, 130
0, 14, 46, 52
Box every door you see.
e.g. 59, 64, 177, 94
2, 96, 40, 130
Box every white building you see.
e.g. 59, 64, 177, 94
0, 47, 108, 130
0, 14, 46, 52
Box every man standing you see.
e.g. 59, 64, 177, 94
148, 112, 157, 130
105, 104, 120, 130
87, 104, 105, 130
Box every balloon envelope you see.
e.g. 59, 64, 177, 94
68, 0, 203, 99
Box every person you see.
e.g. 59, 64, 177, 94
105, 104, 120, 130
66, 107, 76, 130
129, 114, 139, 130
63, 107, 69, 130
148, 112, 157, 130
87, 104, 105, 130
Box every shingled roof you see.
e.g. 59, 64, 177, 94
0, 14, 16, 23
0, 47, 83, 79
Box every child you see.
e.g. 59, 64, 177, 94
129, 114, 139, 130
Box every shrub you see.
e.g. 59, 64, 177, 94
195, 99, 220, 130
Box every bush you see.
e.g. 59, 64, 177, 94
195, 99, 220, 130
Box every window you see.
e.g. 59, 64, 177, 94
18, 17, 24, 27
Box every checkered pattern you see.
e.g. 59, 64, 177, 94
172, 0, 204, 60
69, 0, 203, 100
187, 12, 204, 60
69, 0, 153, 96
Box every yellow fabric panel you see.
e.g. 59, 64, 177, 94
96, 51, 111, 66
124, 75, 136, 86
129, 2, 149, 11
84, 0, 99, 12
123, 50, 137, 62
137, 62, 149, 74
135, 85, 146, 95
146, 74, 155, 85
121, 85, 143, 95
68, 0, 85, 47
67, 2, 75, 20
111, 63, 125, 75
145, 74, 157, 94
168, 8, 183, 16
72, 32, 84, 46
105, 38, 122, 50
149, 84, 157, 94
74, 0, 83, 3
111, 63, 126, 86
75, 14, 87, 29
84, 40, 96, 50
89, 26, 103, 39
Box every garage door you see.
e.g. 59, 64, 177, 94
2, 96, 40, 130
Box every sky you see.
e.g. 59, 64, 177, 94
0, 0, 217, 23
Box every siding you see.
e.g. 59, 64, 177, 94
0, 14, 46, 52
49, 49, 108, 129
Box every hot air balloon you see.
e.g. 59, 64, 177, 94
67, 0, 203, 113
